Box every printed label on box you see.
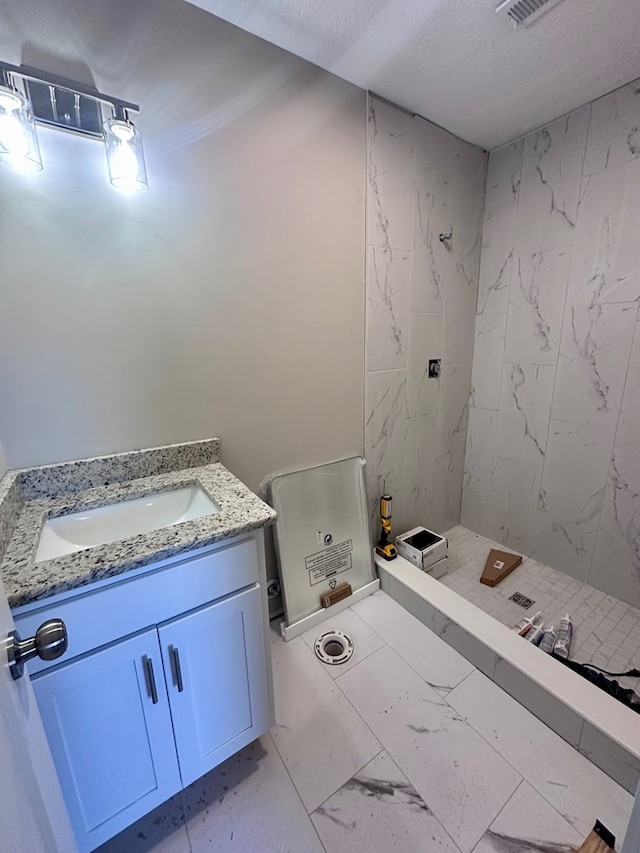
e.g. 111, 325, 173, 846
306, 539, 353, 586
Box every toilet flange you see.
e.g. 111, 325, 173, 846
314, 629, 354, 665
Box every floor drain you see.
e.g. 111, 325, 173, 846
510, 592, 535, 608
314, 630, 354, 666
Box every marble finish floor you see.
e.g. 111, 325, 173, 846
96, 591, 633, 853
443, 526, 640, 694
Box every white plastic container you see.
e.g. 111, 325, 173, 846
513, 611, 541, 637
527, 623, 545, 645
553, 614, 573, 658
539, 625, 557, 654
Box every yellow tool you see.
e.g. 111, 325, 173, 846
375, 492, 397, 561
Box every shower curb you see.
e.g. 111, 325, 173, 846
375, 552, 640, 795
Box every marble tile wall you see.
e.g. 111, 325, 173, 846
462, 79, 640, 608
365, 96, 487, 539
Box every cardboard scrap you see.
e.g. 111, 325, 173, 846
480, 548, 522, 587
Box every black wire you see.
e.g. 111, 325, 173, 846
583, 663, 640, 678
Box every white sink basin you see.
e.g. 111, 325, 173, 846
35, 485, 219, 563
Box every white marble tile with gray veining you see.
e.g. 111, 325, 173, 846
448, 148, 486, 293
366, 245, 411, 371
436, 363, 471, 459
477, 202, 517, 315
584, 78, 640, 176
180, 735, 324, 853
631, 315, 640, 368
311, 750, 459, 853
446, 669, 633, 839
504, 250, 571, 365
270, 636, 381, 813
579, 721, 640, 797
464, 408, 496, 498
352, 591, 474, 693
469, 313, 507, 410
433, 443, 467, 535
473, 780, 583, 853
551, 302, 637, 428
484, 139, 523, 211
402, 415, 436, 510
365, 369, 408, 479
516, 108, 589, 255
410, 174, 451, 314
534, 421, 615, 580
616, 365, 640, 447
496, 363, 555, 466
567, 159, 640, 307
460, 487, 490, 537
368, 98, 414, 252
485, 456, 543, 556
337, 646, 521, 852
443, 268, 480, 366
406, 312, 442, 416
590, 438, 640, 610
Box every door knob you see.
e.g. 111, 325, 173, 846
8, 619, 68, 680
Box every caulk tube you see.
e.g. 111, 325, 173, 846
539, 625, 557, 654
513, 611, 542, 637
527, 622, 545, 645
554, 614, 573, 659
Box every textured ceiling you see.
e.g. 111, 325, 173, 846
185, 0, 640, 150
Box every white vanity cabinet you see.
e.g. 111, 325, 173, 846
158, 585, 269, 787
13, 530, 273, 853
32, 629, 182, 848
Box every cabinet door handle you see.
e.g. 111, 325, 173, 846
170, 646, 184, 692
143, 655, 158, 704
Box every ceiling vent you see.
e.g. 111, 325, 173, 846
496, 0, 566, 26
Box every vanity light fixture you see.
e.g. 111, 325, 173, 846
0, 68, 42, 172
103, 105, 148, 192
0, 60, 148, 191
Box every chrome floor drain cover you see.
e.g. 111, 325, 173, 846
314, 630, 354, 665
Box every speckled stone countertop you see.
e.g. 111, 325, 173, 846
0, 439, 277, 609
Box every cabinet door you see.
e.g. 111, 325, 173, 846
159, 584, 269, 787
32, 629, 181, 853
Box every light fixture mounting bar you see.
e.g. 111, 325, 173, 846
0, 61, 139, 113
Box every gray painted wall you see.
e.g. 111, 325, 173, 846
463, 81, 640, 608
0, 0, 366, 495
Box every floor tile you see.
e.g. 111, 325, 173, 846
492, 657, 584, 747
473, 780, 583, 853
301, 607, 386, 679
446, 670, 633, 839
270, 635, 381, 812
441, 526, 640, 695
352, 591, 474, 692
337, 646, 521, 852
181, 735, 322, 852
95, 793, 190, 853
312, 750, 460, 852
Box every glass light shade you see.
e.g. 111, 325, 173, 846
0, 84, 42, 172
103, 116, 148, 192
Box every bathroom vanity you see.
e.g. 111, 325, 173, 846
0, 440, 276, 853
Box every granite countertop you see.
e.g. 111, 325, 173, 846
0, 439, 277, 609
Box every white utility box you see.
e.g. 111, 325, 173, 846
395, 526, 448, 579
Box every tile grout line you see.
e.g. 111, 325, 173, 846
336, 644, 515, 851
263, 730, 330, 853
178, 790, 194, 853
346, 594, 475, 694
